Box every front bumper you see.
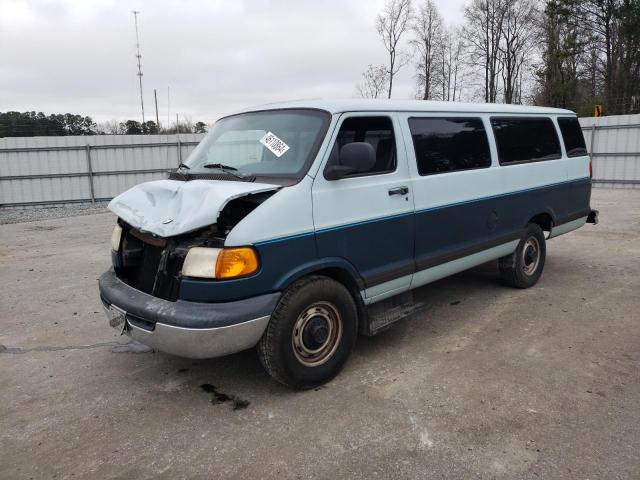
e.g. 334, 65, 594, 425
98, 270, 280, 359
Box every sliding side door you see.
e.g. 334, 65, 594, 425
398, 113, 515, 288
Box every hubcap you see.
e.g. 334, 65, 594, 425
521, 237, 540, 276
292, 302, 342, 367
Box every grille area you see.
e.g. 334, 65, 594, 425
115, 227, 184, 301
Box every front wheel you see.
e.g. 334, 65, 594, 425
499, 223, 546, 289
257, 275, 358, 389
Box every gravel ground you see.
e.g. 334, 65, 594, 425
0, 203, 109, 225
1, 188, 639, 479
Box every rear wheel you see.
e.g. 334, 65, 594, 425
257, 275, 358, 389
499, 223, 546, 289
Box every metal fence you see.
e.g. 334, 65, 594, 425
1, 115, 639, 208
0, 134, 204, 208
580, 114, 640, 189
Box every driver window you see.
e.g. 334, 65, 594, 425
327, 116, 397, 176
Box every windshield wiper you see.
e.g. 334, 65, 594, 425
172, 162, 191, 180
203, 163, 238, 171
202, 163, 246, 179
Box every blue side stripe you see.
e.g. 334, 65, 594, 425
414, 177, 590, 215
254, 177, 590, 246
255, 230, 315, 246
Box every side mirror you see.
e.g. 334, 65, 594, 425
324, 142, 376, 180
324, 165, 355, 180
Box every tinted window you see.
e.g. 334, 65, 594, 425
326, 116, 396, 176
491, 117, 561, 165
558, 117, 588, 157
409, 117, 491, 175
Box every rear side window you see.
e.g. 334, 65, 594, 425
491, 117, 561, 165
558, 117, 588, 157
408, 117, 491, 175
326, 116, 396, 176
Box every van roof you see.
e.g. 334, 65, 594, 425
231, 98, 575, 116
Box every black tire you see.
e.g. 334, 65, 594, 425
499, 223, 546, 289
257, 275, 358, 389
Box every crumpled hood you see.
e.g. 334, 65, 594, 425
108, 179, 279, 237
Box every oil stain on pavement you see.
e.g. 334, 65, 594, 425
201, 383, 250, 410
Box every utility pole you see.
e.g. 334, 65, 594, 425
176, 113, 179, 134
132, 11, 145, 125
154, 89, 160, 130
167, 86, 170, 131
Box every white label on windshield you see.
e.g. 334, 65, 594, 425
260, 131, 290, 157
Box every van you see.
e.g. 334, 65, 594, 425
99, 99, 598, 389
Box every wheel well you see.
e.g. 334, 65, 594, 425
528, 213, 553, 232
312, 267, 366, 325
313, 267, 362, 300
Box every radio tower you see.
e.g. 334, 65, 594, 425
132, 11, 145, 125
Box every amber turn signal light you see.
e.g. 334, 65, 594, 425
215, 247, 259, 279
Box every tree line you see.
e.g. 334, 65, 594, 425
0, 111, 208, 138
359, 0, 640, 116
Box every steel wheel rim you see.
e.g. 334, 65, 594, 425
292, 301, 342, 367
522, 237, 541, 276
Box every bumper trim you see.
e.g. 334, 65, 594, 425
99, 269, 280, 359
99, 269, 280, 329
124, 315, 271, 359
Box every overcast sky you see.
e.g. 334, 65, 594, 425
1, 0, 467, 125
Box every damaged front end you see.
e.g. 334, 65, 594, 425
99, 180, 282, 359
112, 222, 220, 301
110, 187, 277, 301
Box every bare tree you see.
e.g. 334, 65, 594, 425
450, 32, 465, 101
97, 119, 124, 135
376, 0, 413, 98
356, 64, 390, 98
463, 0, 507, 103
181, 115, 195, 133
436, 28, 465, 101
411, 0, 443, 100
500, 0, 538, 103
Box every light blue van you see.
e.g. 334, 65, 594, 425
99, 99, 598, 388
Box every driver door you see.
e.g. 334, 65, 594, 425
311, 112, 415, 302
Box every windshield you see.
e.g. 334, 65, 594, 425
184, 109, 330, 180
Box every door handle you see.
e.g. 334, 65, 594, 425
388, 186, 409, 196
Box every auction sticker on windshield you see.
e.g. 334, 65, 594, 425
260, 131, 290, 157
